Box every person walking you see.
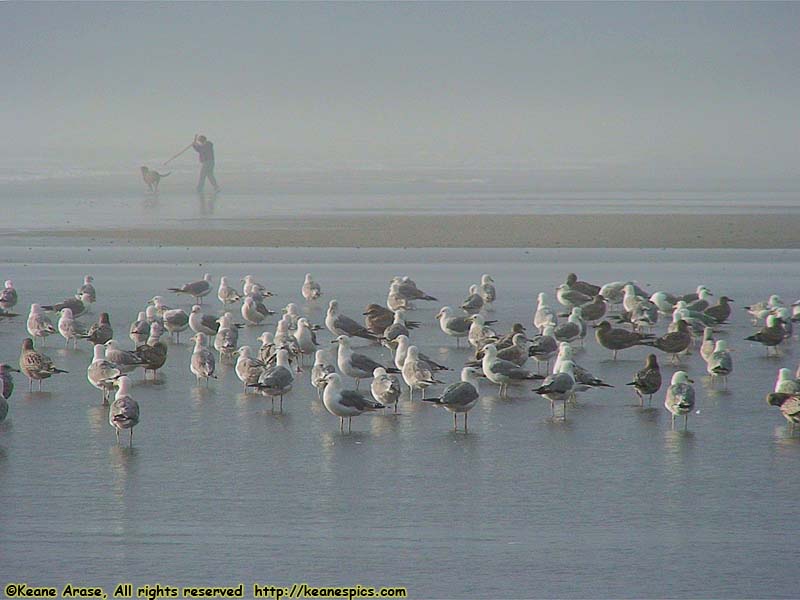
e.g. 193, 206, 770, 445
192, 134, 219, 193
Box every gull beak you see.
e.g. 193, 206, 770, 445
687, 378, 695, 383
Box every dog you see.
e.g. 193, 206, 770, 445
140, 166, 170, 192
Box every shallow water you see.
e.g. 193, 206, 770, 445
0, 246, 798, 598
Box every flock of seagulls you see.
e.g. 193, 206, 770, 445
1, 270, 800, 445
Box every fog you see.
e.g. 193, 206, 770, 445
2, 2, 799, 187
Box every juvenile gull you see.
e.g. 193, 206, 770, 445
626, 354, 662, 406
26, 304, 57, 346
593, 320, 654, 360
556, 283, 592, 310
322, 373, 384, 433
252, 348, 294, 410
136, 322, 168, 380
1, 280, 18, 310
214, 312, 239, 360
642, 319, 692, 363
461, 284, 484, 314
564, 273, 601, 298
578, 295, 607, 323
422, 367, 482, 432
217, 276, 242, 307
19, 338, 67, 391
81, 312, 113, 346
745, 315, 784, 355
481, 344, 543, 398
77, 275, 96, 304
161, 307, 190, 343
470, 333, 529, 367
302, 273, 322, 302
479, 274, 496, 311
87, 344, 122, 404
371, 367, 402, 413
363, 304, 395, 336
774, 368, 800, 394
190, 332, 216, 386
766, 392, 800, 431
293, 318, 319, 366
744, 294, 783, 323
492, 323, 527, 351
109, 376, 139, 445
169, 273, 212, 304
528, 325, 559, 373
402, 345, 444, 400
42, 293, 92, 318
706, 340, 733, 388
664, 371, 695, 430
326, 300, 379, 342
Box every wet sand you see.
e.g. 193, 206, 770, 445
28, 213, 800, 248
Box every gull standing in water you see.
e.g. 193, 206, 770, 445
402, 346, 444, 400
665, 371, 695, 430
293, 318, 318, 367
136, 322, 168, 380
528, 325, 558, 373
189, 305, 221, 337
105, 340, 147, 374
322, 373, 384, 433
77, 275, 96, 305
252, 348, 294, 410
393, 335, 448, 373
481, 344, 542, 398
217, 276, 242, 308
706, 340, 733, 388
161, 306, 190, 343
422, 367, 481, 432
436, 307, 472, 348
302, 273, 322, 302
326, 300, 379, 342
534, 293, 557, 332
552, 343, 613, 392
479, 274, 496, 311
564, 273, 601, 298
533, 360, 576, 419
593, 321, 654, 360
1, 280, 18, 310
19, 338, 68, 391
27, 304, 57, 347
169, 273, 213, 305
87, 344, 122, 404
745, 315, 785, 355
214, 312, 239, 361
311, 349, 336, 399
0, 364, 20, 422
242, 275, 273, 299
129, 312, 151, 346
627, 354, 662, 406
371, 367, 401, 413
234, 346, 265, 392
766, 392, 800, 432
58, 308, 87, 349
109, 376, 139, 446
241, 296, 270, 325
42, 293, 92, 318
190, 332, 216, 386
774, 368, 800, 394
80, 312, 113, 346
334, 335, 396, 389
461, 285, 484, 314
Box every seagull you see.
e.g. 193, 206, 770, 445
293, 318, 318, 366
556, 283, 592, 310
564, 273, 601, 298
706, 340, 733, 388
147, 295, 172, 318
234, 346, 266, 392
774, 368, 800, 394
334, 335, 397, 389
461, 284, 484, 314
402, 345, 444, 400
57, 307, 87, 349
492, 323, 527, 351
363, 303, 396, 336
664, 371, 695, 430
19, 338, 67, 391
534, 293, 558, 332
642, 319, 692, 363
422, 367, 482, 431
679, 285, 711, 304
481, 344, 543, 398
700, 327, 716, 364
136, 322, 168, 380
371, 367, 401, 413
626, 354, 662, 406
553, 307, 584, 344
129, 311, 151, 346
468, 314, 498, 351
744, 295, 783, 323
311, 349, 336, 399
0, 306, 18, 321
578, 295, 608, 323
766, 392, 800, 432
169, 273, 213, 304
77, 275, 96, 304
257, 331, 276, 365
0, 364, 21, 422
79, 312, 113, 346
241, 296, 272, 325
382, 309, 414, 347
649, 291, 678, 315
217, 276, 242, 307
105, 340, 147, 374
528, 325, 559, 373
302, 273, 322, 302
745, 315, 785, 356
390, 276, 438, 304
251, 348, 294, 410
593, 321, 654, 360
190, 333, 216, 386
161, 307, 190, 343
42, 293, 92, 318
189, 305, 221, 336
1, 280, 18, 310
436, 306, 472, 347
552, 343, 613, 392
470, 332, 529, 367
387, 281, 412, 311
214, 312, 239, 360
393, 335, 448, 372
27, 304, 57, 346
326, 300, 379, 342
283, 303, 302, 329
109, 376, 139, 445
322, 373, 384, 433
479, 274, 496, 311
242, 275, 273, 298
87, 344, 122, 404
686, 287, 714, 313
533, 360, 576, 419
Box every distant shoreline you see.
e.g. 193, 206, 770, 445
9, 213, 795, 249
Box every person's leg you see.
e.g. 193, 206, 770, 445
206, 161, 219, 192
197, 163, 208, 192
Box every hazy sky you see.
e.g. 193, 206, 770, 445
2, 2, 798, 181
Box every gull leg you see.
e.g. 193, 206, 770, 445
340, 417, 344, 432
116, 428, 120, 444
684, 415, 688, 431
454, 412, 457, 431
464, 412, 469, 433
